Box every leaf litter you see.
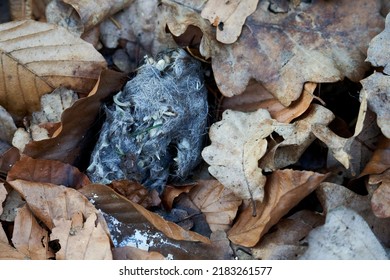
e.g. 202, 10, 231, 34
0, 0, 389, 260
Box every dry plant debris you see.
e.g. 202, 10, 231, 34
0, 0, 389, 260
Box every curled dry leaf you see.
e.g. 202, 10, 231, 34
162, 0, 383, 106
228, 169, 327, 247
23, 69, 127, 165
7, 155, 91, 188
10, 0, 33, 20
300, 207, 388, 260
317, 182, 390, 247
7, 179, 112, 260
260, 104, 334, 171
360, 72, 390, 138
0, 20, 107, 117
162, 184, 195, 210
369, 169, 390, 218
312, 92, 380, 176
222, 81, 316, 124
360, 136, 390, 177
202, 109, 274, 202
201, 0, 259, 44
47, 0, 133, 34
252, 210, 324, 260
11, 205, 53, 260
188, 180, 242, 232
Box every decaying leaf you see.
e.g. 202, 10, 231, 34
369, 169, 390, 218
7, 179, 112, 259
201, 0, 259, 44
7, 156, 91, 188
23, 70, 127, 165
360, 72, 390, 138
260, 104, 334, 171
312, 92, 380, 176
162, 0, 383, 106
50, 212, 112, 260
228, 169, 327, 247
317, 182, 390, 247
0, 20, 107, 117
109, 180, 161, 209
300, 207, 388, 260
222, 81, 316, 123
47, 0, 133, 35
360, 136, 390, 177
0, 183, 7, 213
252, 210, 324, 260
188, 180, 242, 232
162, 184, 195, 210
202, 109, 273, 202
79, 184, 233, 259
11, 205, 53, 259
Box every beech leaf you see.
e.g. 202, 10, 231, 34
0, 20, 107, 117
202, 109, 274, 202
11, 205, 53, 260
188, 180, 242, 232
7, 179, 112, 260
0, 242, 29, 260
79, 184, 232, 260
369, 169, 390, 218
228, 169, 327, 247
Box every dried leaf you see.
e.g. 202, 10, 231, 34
7, 156, 91, 188
10, 0, 33, 20
8, 179, 112, 260
0, 146, 20, 174
369, 169, 390, 218
51, 212, 112, 260
79, 184, 233, 260
162, 184, 195, 210
109, 180, 161, 208
300, 207, 388, 260
0, 20, 107, 117
47, 0, 133, 34
367, 13, 390, 74
317, 182, 390, 247
188, 180, 242, 232
312, 93, 380, 175
222, 81, 316, 123
201, 0, 259, 44
162, 0, 383, 106
202, 109, 274, 201
24, 69, 127, 165
360, 72, 390, 138
0, 242, 29, 260
228, 169, 327, 247
0, 106, 17, 144
260, 104, 334, 171
360, 136, 390, 177
252, 210, 324, 260
11, 205, 53, 259
113, 246, 165, 260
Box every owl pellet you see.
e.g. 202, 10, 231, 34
87, 49, 208, 192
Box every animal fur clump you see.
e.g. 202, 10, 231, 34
87, 49, 208, 192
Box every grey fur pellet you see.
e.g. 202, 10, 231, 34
87, 49, 208, 192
